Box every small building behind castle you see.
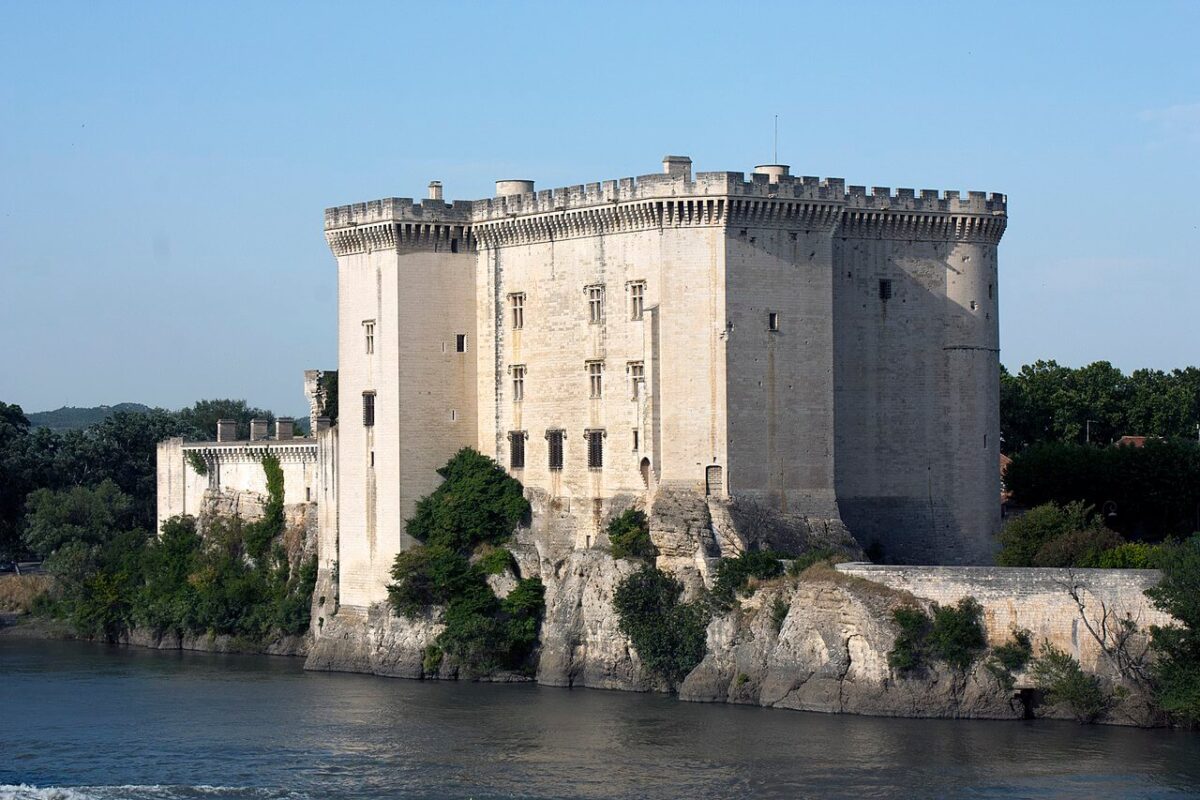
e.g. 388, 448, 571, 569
159, 155, 1007, 611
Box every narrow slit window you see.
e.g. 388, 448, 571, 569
362, 392, 375, 427
878, 279, 893, 301
547, 429, 565, 471
456, 333, 468, 352
509, 431, 525, 469
632, 429, 639, 451
586, 429, 604, 469
768, 312, 779, 331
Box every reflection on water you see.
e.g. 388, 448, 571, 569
1, 639, 1198, 799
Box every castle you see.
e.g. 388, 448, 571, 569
160, 155, 1007, 611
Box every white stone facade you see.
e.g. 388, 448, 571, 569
324, 156, 1007, 608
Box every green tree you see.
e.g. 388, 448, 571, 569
405, 448, 529, 551
1145, 535, 1200, 725
613, 565, 709, 686
607, 509, 655, 560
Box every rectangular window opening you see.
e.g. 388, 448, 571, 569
878, 279, 893, 301
547, 429, 565, 471
587, 361, 604, 399
632, 429, 639, 451
629, 282, 645, 321
363, 320, 375, 354
509, 293, 525, 329
512, 364, 526, 402
586, 429, 604, 470
628, 361, 644, 399
509, 431, 525, 469
456, 333, 468, 352
586, 285, 604, 324
768, 312, 779, 331
362, 392, 375, 427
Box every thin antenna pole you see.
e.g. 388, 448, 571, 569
774, 115, 778, 163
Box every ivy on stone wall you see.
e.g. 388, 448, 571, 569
184, 451, 208, 477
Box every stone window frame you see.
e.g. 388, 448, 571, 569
546, 428, 565, 471
628, 280, 646, 321
511, 364, 526, 403
362, 391, 376, 427
363, 319, 376, 354
585, 284, 605, 325
586, 360, 604, 399
585, 428, 605, 470
627, 361, 644, 399
508, 430, 526, 470
509, 292, 525, 330
878, 279, 893, 301
456, 333, 468, 352
767, 312, 779, 332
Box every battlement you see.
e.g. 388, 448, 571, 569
324, 197, 473, 230
843, 185, 1006, 215
469, 169, 848, 223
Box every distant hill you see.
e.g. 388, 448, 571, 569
27, 403, 153, 431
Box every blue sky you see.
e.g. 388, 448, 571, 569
2, 1, 1198, 416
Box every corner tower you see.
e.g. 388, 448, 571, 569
324, 192, 478, 608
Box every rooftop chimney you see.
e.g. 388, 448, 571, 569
275, 417, 294, 441
495, 179, 535, 197
662, 155, 692, 179
315, 416, 331, 432
216, 419, 238, 443
428, 181, 443, 201
249, 418, 269, 442
754, 164, 790, 183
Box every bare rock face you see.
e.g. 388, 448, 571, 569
679, 568, 1021, 720
306, 604, 444, 679
536, 550, 655, 691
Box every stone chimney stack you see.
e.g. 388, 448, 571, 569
315, 416, 331, 433
249, 418, 269, 441
662, 155, 692, 179
275, 417, 294, 441
216, 419, 238, 442
428, 181, 443, 201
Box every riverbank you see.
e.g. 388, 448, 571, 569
5, 637, 1199, 800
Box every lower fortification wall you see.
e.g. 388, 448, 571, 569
833, 564, 1171, 674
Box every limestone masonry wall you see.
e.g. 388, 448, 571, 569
836, 564, 1172, 674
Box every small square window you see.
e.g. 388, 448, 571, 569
456, 334, 468, 352
878, 279, 893, 301
768, 312, 779, 332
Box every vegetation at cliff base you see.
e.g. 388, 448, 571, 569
387, 448, 542, 677
23, 458, 315, 642
607, 509, 656, 560
888, 598, 987, 673
710, 550, 785, 609
1029, 642, 1112, 723
613, 565, 709, 686
985, 629, 1034, 689
1145, 534, 1200, 725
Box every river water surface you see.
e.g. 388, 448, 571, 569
2, 639, 1198, 799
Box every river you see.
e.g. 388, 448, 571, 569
1, 639, 1198, 799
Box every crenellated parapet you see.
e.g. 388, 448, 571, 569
323, 158, 1007, 252
839, 186, 1007, 243
324, 197, 475, 257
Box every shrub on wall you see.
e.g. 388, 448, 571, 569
613, 565, 709, 686
888, 597, 987, 674
1030, 642, 1112, 723
387, 448, 543, 677
607, 509, 656, 560
711, 550, 785, 609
